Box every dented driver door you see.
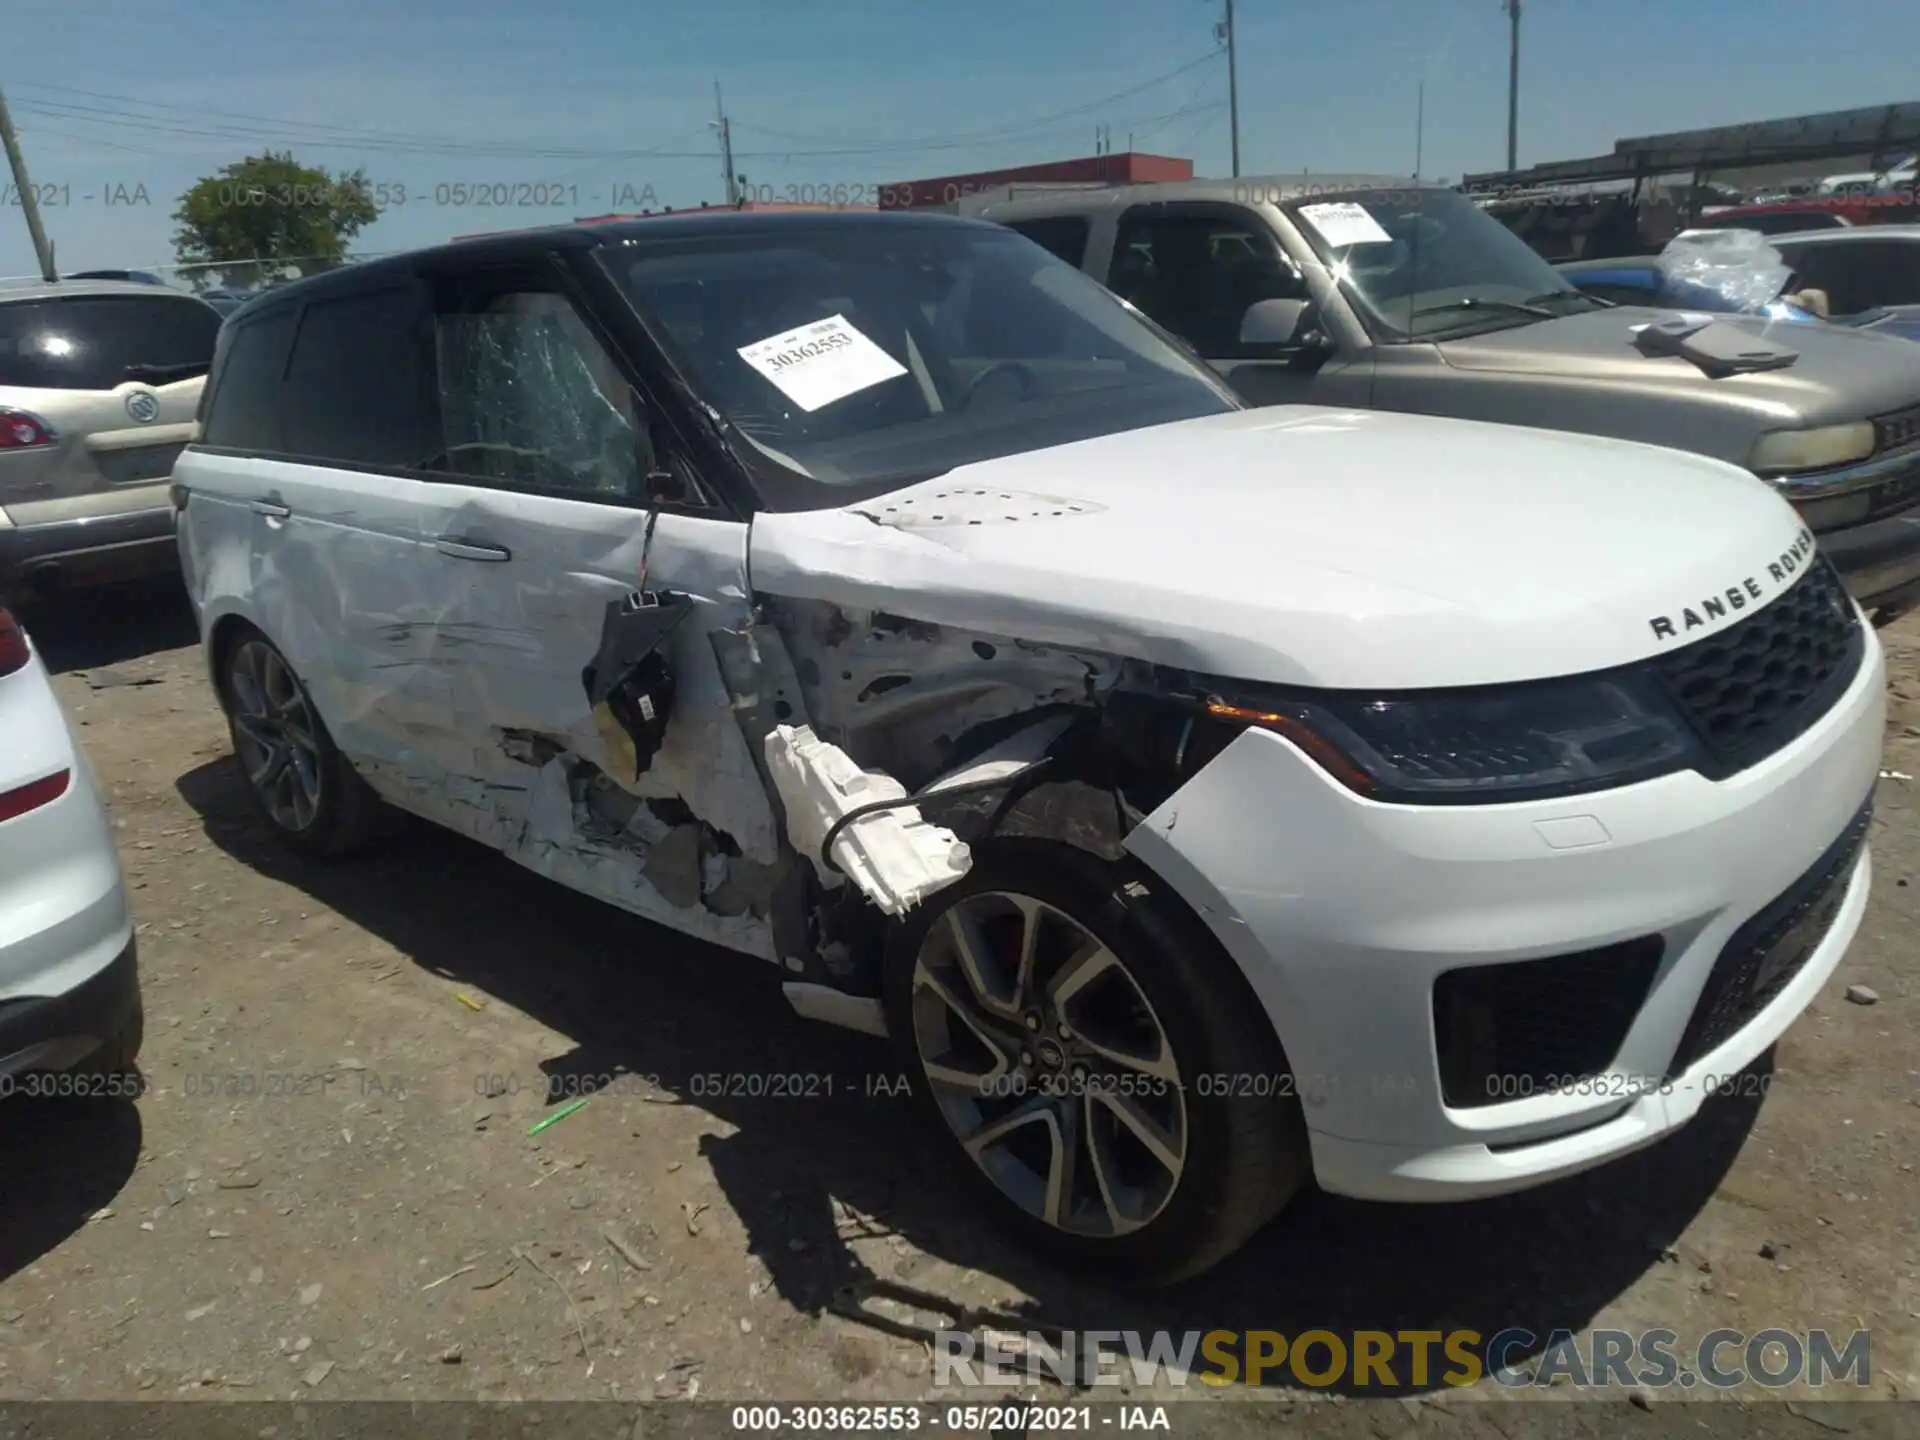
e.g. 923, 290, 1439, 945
400, 264, 781, 956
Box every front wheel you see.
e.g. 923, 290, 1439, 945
882, 843, 1310, 1286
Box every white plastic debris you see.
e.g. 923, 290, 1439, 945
765, 724, 971, 916
1881, 769, 1912, 782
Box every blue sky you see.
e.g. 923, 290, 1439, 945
2, 0, 1913, 276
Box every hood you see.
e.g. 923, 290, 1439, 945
1436, 305, 1920, 426
1850, 305, 1920, 346
749, 407, 1818, 690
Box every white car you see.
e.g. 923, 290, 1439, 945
173, 213, 1883, 1284
0, 605, 143, 1094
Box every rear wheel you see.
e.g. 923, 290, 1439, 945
220, 630, 388, 857
882, 843, 1310, 1286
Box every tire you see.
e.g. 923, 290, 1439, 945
77, 995, 145, 1091
882, 841, 1311, 1287
89, 996, 144, 1076
13, 998, 145, 1102
218, 628, 388, 857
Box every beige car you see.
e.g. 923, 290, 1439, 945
0, 280, 221, 599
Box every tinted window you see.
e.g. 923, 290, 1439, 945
0, 293, 220, 390
200, 307, 298, 451
603, 222, 1235, 510
1004, 217, 1090, 268
1779, 239, 1920, 314
282, 286, 440, 467
429, 280, 654, 500
1111, 210, 1309, 354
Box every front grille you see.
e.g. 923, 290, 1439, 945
1433, 937, 1665, 1109
1667, 800, 1871, 1077
1873, 401, 1920, 456
1650, 558, 1862, 775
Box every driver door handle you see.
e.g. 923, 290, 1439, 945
435, 535, 512, 562
249, 499, 291, 519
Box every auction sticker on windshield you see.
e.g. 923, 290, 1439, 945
737, 313, 908, 412
1298, 202, 1393, 249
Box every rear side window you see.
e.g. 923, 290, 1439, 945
201, 308, 298, 451
0, 294, 221, 390
1005, 217, 1091, 268
281, 286, 441, 467
1777, 240, 1920, 315
1112, 209, 1308, 355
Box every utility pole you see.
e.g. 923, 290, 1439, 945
711, 81, 738, 208
1503, 0, 1521, 171
0, 80, 57, 282
1214, 0, 1241, 177
1415, 79, 1425, 181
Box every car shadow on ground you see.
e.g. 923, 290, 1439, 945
175, 753, 1765, 1396
0, 1095, 144, 1283
12, 577, 198, 677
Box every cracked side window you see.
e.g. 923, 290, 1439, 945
427, 285, 647, 500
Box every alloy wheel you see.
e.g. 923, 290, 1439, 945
909, 891, 1188, 1237
229, 640, 323, 832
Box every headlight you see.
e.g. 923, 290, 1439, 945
1198, 671, 1701, 804
1749, 422, 1876, 475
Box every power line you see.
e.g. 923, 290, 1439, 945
11, 81, 708, 154
10, 56, 1226, 166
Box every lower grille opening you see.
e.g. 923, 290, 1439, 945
1434, 937, 1665, 1110
1667, 800, 1872, 1078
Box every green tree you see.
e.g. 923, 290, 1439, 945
172, 151, 379, 289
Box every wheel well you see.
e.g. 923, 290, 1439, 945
206, 613, 265, 700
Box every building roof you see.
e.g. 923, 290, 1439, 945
1464, 101, 1920, 189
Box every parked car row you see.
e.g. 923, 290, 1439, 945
0, 196, 1901, 1284
1559, 225, 1920, 339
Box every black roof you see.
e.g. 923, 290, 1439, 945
231, 210, 1000, 320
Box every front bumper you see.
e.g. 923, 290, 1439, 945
0, 936, 140, 1078
1780, 447, 1920, 611
1816, 496, 1920, 614
0, 505, 178, 592
1124, 630, 1886, 1202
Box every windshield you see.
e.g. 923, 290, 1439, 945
0, 293, 221, 390
601, 221, 1238, 508
1281, 187, 1601, 341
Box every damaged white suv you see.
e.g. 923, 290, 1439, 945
173, 213, 1884, 1284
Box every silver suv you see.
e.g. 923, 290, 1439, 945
967, 176, 1920, 621
0, 280, 221, 599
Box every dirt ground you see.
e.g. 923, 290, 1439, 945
0, 578, 1915, 1416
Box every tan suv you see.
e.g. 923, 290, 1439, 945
0, 280, 221, 599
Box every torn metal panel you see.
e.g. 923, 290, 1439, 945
767, 598, 1117, 790
765, 724, 971, 917
503, 757, 776, 958
920, 713, 1079, 794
